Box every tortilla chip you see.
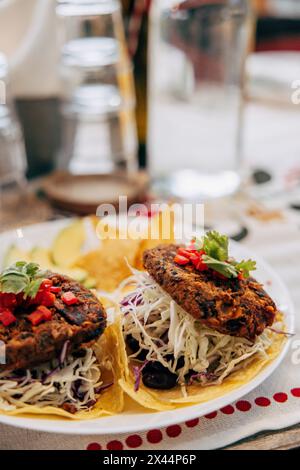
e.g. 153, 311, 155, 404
75, 207, 175, 291
0, 322, 125, 420
75, 238, 140, 292
135, 205, 176, 270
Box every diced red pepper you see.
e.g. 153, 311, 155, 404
28, 311, 45, 326
31, 290, 44, 305
190, 253, 200, 267
36, 305, 52, 321
29, 289, 56, 307
28, 305, 53, 326
40, 279, 53, 290
189, 252, 208, 271
174, 254, 190, 266
175, 244, 208, 272
41, 291, 56, 307
196, 259, 208, 271
238, 272, 244, 281
177, 248, 194, 259
50, 285, 61, 294
0, 293, 17, 309
0, 308, 17, 327
62, 291, 78, 306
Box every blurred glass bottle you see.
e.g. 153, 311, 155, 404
148, 0, 254, 201
56, 0, 138, 174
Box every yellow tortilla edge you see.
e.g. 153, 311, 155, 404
0, 321, 125, 421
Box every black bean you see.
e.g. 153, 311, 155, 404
176, 356, 185, 370
126, 335, 148, 361
142, 362, 178, 390
165, 354, 184, 370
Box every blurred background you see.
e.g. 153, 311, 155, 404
0, 0, 300, 227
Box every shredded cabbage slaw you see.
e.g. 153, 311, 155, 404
0, 348, 103, 412
121, 268, 281, 389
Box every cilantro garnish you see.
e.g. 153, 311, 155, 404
194, 231, 256, 279
0, 262, 46, 298
232, 259, 257, 279
202, 231, 228, 261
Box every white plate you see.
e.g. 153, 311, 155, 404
0, 219, 295, 435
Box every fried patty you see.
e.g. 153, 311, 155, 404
143, 244, 276, 340
0, 273, 106, 371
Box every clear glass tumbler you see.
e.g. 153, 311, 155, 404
148, 0, 253, 200
56, 0, 125, 43
56, 0, 138, 175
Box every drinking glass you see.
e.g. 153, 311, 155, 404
148, 0, 253, 201
56, 0, 138, 174
56, 0, 125, 44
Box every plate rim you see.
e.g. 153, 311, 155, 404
0, 219, 295, 435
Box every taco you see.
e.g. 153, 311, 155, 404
0, 262, 124, 419
119, 231, 287, 410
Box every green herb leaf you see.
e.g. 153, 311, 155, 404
0, 262, 46, 297
233, 259, 256, 279
24, 262, 41, 278
0, 273, 28, 294
23, 278, 44, 299
189, 231, 257, 280
202, 255, 238, 279
202, 231, 228, 261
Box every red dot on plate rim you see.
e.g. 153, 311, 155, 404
125, 434, 143, 449
236, 400, 251, 412
106, 440, 124, 450
185, 418, 199, 428
255, 397, 271, 407
291, 388, 300, 398
220, 405, 235, 415
205, 411, 218, 419
86, 442, 102, 451
147, 429, 163, 444
273, 392, 288, 403
166, 425, 182, 438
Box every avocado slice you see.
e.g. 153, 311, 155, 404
56, 267, 88, 283
2, 245, 30, 268
51, 220, 86, 268
31, 247, 88, 282
83, 276, 97, 289
30, 247, 53, 268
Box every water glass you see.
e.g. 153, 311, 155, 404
56, 0, 138, 175
148, 0, 253, 200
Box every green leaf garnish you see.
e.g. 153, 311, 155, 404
23, 278, 45, 299
202, 255, 238, 278
192, 231, 256, 279
0, 262, 46, 297
202, 231, 228, 261
0, 273, 28, 294
233, 259, 257, 279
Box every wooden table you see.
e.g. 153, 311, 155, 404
1, 181, 300, 451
